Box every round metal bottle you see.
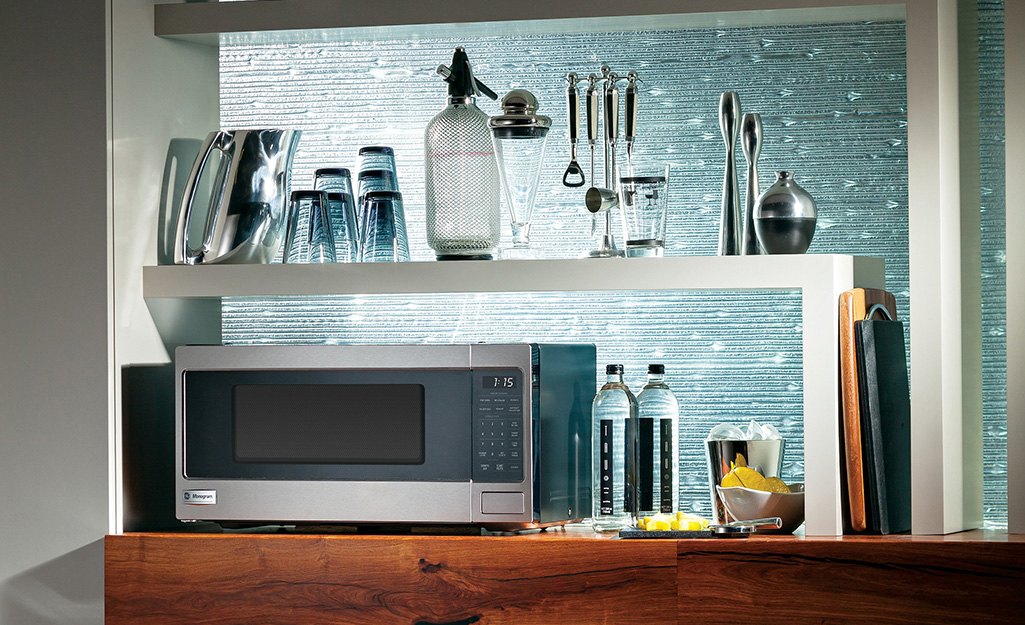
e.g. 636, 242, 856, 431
753, 171, 817, 254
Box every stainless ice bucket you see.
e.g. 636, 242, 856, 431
174, 129, 301, 264
706, 439, 784, 525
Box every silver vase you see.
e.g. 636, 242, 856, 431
753, 171, 817, 254
740, 113, 763, 256
717, 92, 740, 256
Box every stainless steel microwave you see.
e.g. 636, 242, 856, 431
175, 343, 595, 530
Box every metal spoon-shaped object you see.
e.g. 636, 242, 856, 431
603, 69, 620, 190
562, 72, 585, 187
717, 91, 741, 256
741, 112, 763, 255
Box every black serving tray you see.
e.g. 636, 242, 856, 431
618, 525, 758, 539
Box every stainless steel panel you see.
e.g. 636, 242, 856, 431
480, 491, 525, 515
175, 479, 474, 524
176, 343, 472, 370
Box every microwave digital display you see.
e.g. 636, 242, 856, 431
482, 375, 518, 389
232, 384, 425, 464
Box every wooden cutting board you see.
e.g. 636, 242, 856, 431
839, 288, 897, 532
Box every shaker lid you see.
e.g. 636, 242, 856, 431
489, 89, 552, 138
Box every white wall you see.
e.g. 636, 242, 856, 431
0, 1, 109, 623
110, 0, 218, 532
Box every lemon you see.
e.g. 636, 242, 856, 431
764, 477, 791, 493
720, 465, 769, 491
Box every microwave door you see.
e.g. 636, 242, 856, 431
182, 369, 472, 484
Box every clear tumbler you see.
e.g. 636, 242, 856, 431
618, 162, 670, 257
360, 191, 409, 263
326, 192, 359, 263
283, 190, 336, 264
358, 146, 398, 184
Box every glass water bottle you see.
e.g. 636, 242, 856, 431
591, 364, 639, 532
636, 364, 680, 516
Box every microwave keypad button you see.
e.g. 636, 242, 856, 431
473, 370, 525, 483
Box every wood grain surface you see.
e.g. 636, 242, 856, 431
106, 531, 1025, 624
105, 531, 677, 624
677, 536, 1025, 624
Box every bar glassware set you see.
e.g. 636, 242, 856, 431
284, 146, 410, 264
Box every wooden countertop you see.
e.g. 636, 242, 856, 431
106, 527, 1025, 624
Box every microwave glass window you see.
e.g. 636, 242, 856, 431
232, 384, 425, 464
482, 375, 518, 389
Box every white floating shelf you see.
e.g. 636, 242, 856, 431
144, 254, 884, 536
154, 0, 905, 45
144, 254, 883, 299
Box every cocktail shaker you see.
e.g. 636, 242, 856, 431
489, 89, 551, 259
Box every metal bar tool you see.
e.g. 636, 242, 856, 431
562, 72, 585, 187
582, 66, 625, 258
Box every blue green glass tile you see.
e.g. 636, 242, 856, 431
978, 0, 1006, 528
217, 18, 917, 518
222, 289, 804, 516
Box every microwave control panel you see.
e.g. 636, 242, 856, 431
472, 369, 525, 483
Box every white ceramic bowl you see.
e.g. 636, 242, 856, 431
715, 482, 805, 534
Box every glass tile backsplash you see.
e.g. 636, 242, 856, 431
219, 17, 914, 517
222, 290, 804, 516
978, 0, 1007, 527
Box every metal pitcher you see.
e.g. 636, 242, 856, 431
174, 129, 301, 264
